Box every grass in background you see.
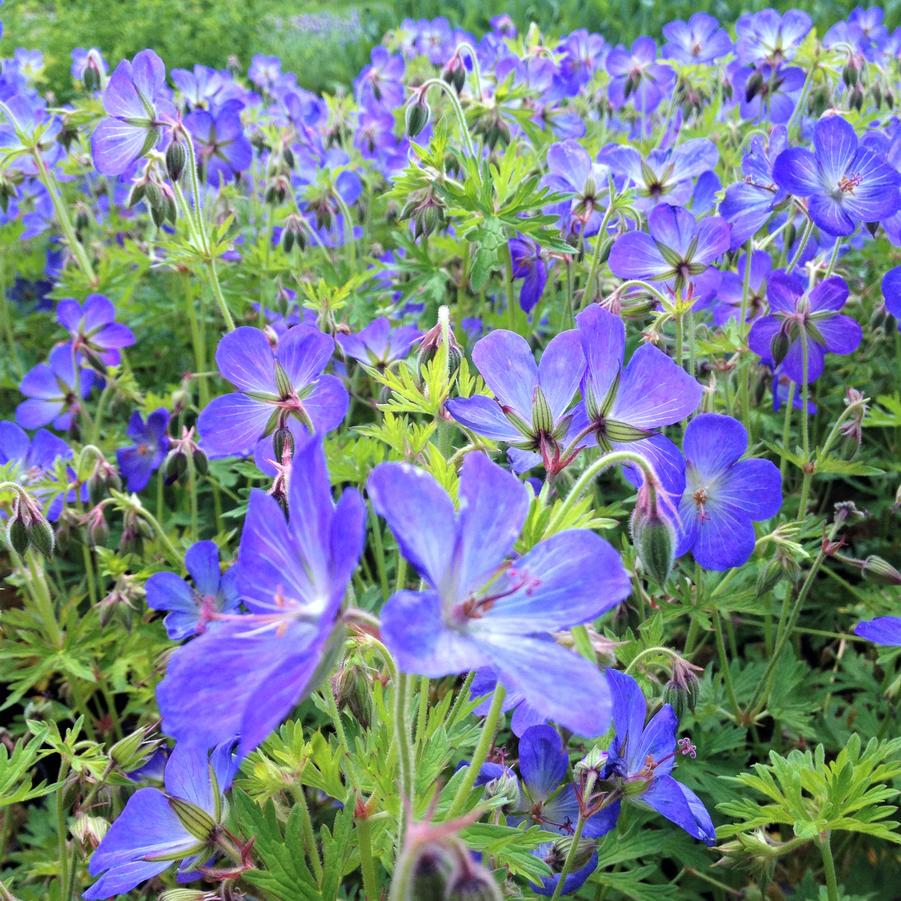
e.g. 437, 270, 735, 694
3, 1, 899, 97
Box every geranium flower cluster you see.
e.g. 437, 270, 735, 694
0, 6, 898, 901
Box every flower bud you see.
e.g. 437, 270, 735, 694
405, 93, 431, 138
110, 724, 162, 772
418, 305, 462, 382
402, 843, 458, 899
163, 449, 188, 486
548, 835, 596, 873
861, 555, 901, 586
744, 70, 765, 102
755, 558, 783, 598
192, 447, 208, 477
27, 511, 55, 559
331, 663, 372, 730
7, 508, 29, 556
166, 139, 188, 183
446, 867, 503, 900
442, 55, 467, 94
630, 482, 676, 587
71, 814, 108, 848
770, 326, 791, 366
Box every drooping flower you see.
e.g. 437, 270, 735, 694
16, 344, 98, 432
609, 204, 730, 294
601, 669, 715, 844
156, 436, 364, 755
91, 49, 176, 176
854, 617, 901, 646
197, 325, 348, 459
662, 13, 732, 63
572, 306, 701, 497
336, 317, 421, 367
116, 409, 169, 492
675, 413, 782, 571
84, 741, 239, 899
773, 116, 901, 236
509, 236, 551, 314
145, 541, 240, 641
748, 271, 862, 384
445, 329, 585, 475
185, 100, 253, 185
605, 37, 675, 113
57, 294, 135, 368
469, 725, 620, 895
368, 452, 631, 737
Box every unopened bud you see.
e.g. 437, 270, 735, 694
548, 836, 596, 874
331, 664, 372, 729
405, 93, 431, 138
71, 814, 108, 848
861, 555, 901, 586
630, 483, 676, 587
770, 327, 791, 366
166, 140, 187, 183
744, 70, 765, 103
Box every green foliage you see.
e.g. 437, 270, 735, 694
718, 735, 901, 844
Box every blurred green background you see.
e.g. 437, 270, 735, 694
2, 1, 897, 97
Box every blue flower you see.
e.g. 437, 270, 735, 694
572, 306, 702, 498
603, 669, 715, 844
773, 116, 901, 236
662, 13, 732, 63
336, 317, 421, 367
84, 741, 239, 899
445, 328, 585, 475
185, 100, 253, 185
368, 452, 630, 737
197, 325, 347, 459
57, 294, 135, 368
748, 271, 862, 384
116, 409, 169, 492
854, 617, 901, 646
146, 541, 240, 640
91, 49, 176, 176
16, 344, 99, 432
675, 414, 782, 571
156, 436, 364, 755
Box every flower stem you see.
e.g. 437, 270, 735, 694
356, 813, 379, 900
779, 381, 795, 481
393, 672, 415, 845
713, 610, 741, 720
419, 78, 478, 160
818, 833, 839, 901
546, 449, 658, 536
786, 217, 814, 275
446, 684, 506, 819
798, 332, 812, 517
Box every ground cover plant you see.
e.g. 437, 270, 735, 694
0, 5, 899, 900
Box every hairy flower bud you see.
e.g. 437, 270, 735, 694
166, 139, 187, 183
331, 663, 372, 729
405, 92, 431, 139
630, 481, 676, 586
861, 555, 901, 586
71, 814, 108, 848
